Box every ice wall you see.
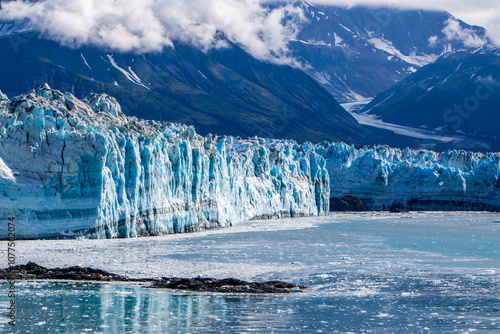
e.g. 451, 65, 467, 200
1, 86, 498, 240
0, 86, 329, 239
316, 142, 500, 211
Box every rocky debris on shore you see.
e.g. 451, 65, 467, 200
389, 202, 409, 213
149, 277, 307, 294
0, 262, 134, 282
329, 195, 368, 212
0, 263, 306, 294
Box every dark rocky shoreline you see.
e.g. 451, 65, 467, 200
329, 195, 500, 213
0, 262, 306, 294
150, 277, 305, 293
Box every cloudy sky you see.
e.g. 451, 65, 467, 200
0, 0, 499, 64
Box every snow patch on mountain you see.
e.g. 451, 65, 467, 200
333, 33, 344, 47
81, 53, 92, 70
107, 55, 150, 90
0, 19, 33, 38
368, 37, 438, 67
314, 71, 332, 86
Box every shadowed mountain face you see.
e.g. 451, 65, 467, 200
361, 48, 500, 152
286, 1, 488, 102
0, 24, 367, 144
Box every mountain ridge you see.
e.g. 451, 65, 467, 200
0, 29, 366, 144
0, 4, 496, 151
360, 47, 500, 151
286, 2, 490, 102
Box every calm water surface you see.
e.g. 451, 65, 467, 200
1, 213, 499, 333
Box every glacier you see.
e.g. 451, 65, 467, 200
1, 86, 499, 239
0, 85, 329, 239
317, 143, 500, 211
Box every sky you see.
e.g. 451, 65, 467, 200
0, 0, 499, 64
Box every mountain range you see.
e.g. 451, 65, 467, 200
360, 48, 500, 151
288, 1, 488, 103
0, 18, 377, 144
0, 2, 498, 151
0, 24, 368, 144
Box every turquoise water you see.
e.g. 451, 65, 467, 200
1, 213, 499, 333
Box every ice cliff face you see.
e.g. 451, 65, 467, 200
1, 86, 499, 239
0, 85, 329, 239
317, 143, 500, 211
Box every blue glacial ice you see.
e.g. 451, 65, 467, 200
316, 143, 500, 210
0, 85, 499, 239
0, 85, 329, 239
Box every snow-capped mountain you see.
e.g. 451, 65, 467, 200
287, 1, 489, 102
360, 47, 500, 151
1, 87, 499, 239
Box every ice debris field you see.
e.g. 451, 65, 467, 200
0, 85, 499, 239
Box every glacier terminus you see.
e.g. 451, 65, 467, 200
0, 85, 329, 239
0, 86, 499, 239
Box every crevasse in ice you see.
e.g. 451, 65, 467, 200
0, 85, 329, 239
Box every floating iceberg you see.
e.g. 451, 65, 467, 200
0, 86, 329, 239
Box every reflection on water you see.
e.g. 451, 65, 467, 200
2, 275, 500, 334
2, 281, 301, 334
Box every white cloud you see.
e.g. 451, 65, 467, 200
0, 0, 305, 65
442, 18, 487, 48
470, 6, 500, 46
2, 0, 500, 63
428, 35, 439, 47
